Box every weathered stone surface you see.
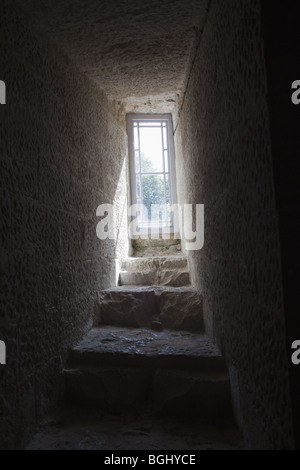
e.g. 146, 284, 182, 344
157, 289, 203, 331
121, 256, 188, 272
158, 270, 190, 287
25, 405, 244, 450
96, 287, 203, 332
174, 0, 294, 448
0, 1, 129, 449
119, 270, 159, 286
67, 326, 224, 371
64, 326, 229, 418
119, 256, 190, 287
132, 237, 182, 257
151, 321, 163, 332
15, 0, 207, 108
65, 367, 150, 411
153, 369, 232, 422
98, 288, 159, 328
121, 258, 159, 272
160, 257, 188, 270
119, 269, 190, 287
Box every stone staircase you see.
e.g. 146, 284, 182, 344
64, 253, 234, 424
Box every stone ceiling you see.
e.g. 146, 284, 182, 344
16, 0, 206, 111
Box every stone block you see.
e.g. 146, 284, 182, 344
98, 288, 159, 328
97, 287, 203, 332
157, 288, 203, 332
64, 366, 150, 411
153, 369, 232, 423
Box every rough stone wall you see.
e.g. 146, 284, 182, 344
174, 0, 294, 449
0, 1, 128, 449
14, 0, 206, 102
260, 2, 300, 447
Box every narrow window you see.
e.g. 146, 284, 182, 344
127, 114, 177, 235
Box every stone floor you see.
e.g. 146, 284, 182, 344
25, 406, 244, 450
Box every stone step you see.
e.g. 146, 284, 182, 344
121, 256, 188, 271
96, 286, 203, 332
132, 236, 182, 258
64, 326, 232, 422
119, 269, 190, 287
119, 256, 190, 287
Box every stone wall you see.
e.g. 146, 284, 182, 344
174, 0, 294, 448
261, 1, 300, 447
0, 1, 128, 448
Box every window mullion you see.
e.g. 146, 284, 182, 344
161, 124, 167, 225
137, 123, 144, 226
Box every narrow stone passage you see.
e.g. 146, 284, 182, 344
26, 248, 243, 450
2, 0, 297, 451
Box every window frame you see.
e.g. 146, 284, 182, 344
127, 113, 177, 235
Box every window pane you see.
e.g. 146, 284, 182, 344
129, 115, 175, 230
136, 174, 141, 197
142, 174, 165, 222
139, 126, 164, 173
166, 203, 172, 227
150, 204, 168, 226
165, 174, 170, 199
136, 198, 143, 226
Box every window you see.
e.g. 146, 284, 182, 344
127, 114, 177, 235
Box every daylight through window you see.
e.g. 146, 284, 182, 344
127, 114, 177, 234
